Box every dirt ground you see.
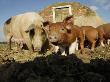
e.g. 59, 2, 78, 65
0, 42, 110, 82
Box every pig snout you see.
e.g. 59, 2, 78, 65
49, 35, 59, 42
34, 47, 41, 52
49, 35, 60, 45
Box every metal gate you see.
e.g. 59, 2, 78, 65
52, 5, 72, 22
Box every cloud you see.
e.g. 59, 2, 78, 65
0, 29, 3, 32
0, 25, 3, 32
95, 0, 110, 10
0, 28, 3, 33
90, 6, 98, 11
95, 0, 108, 5
105, 4, 110, 10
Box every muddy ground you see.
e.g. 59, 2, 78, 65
0, 42, 110, 82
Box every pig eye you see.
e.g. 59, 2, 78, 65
41, 29, 45, 35
61, 28, 65, 30
61, 27, 66, 31
41, 25, 43, 27
60, 28, 66, 33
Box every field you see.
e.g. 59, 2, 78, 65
0, 42, 110, 82
0, 2, 108, 82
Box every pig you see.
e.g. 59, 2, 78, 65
43, 15, 84, 55
3, 12, 48, 52
80, 26, 98, 50
97, 23, 110, 47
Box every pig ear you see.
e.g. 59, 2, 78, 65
63, 15, 73, 24
43, 21, 52, 31
25, 24, 35, 33
43, 21, 51, 27
63, 15, 74, 31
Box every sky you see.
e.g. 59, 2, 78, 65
0, 0, 110, 41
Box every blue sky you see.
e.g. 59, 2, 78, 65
0, 0, 110, 41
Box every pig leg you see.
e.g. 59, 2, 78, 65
23, 33, 34, 52
9, 37, 12, 50
90, 39, 96, 51
100, 39, 105, 47
76, 42, 79, 50
25, 38, 34, 52
69, 38, 78, 54
79, 37, 84, 54
54, 46, 59, 53
17, 43, 22, 52
26, 42, 33, 52
17, 43, 24, 53
79, 31, 84, 54
59, 46, 67, 56
107, 39, 110, 45
14, 39, 23, 52
50, 44, 59, 53
7, 36, 12, 50
59, 46, 70, 56
98, 30, 105, 47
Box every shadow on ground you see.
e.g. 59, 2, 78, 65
0, 53, 109, 82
